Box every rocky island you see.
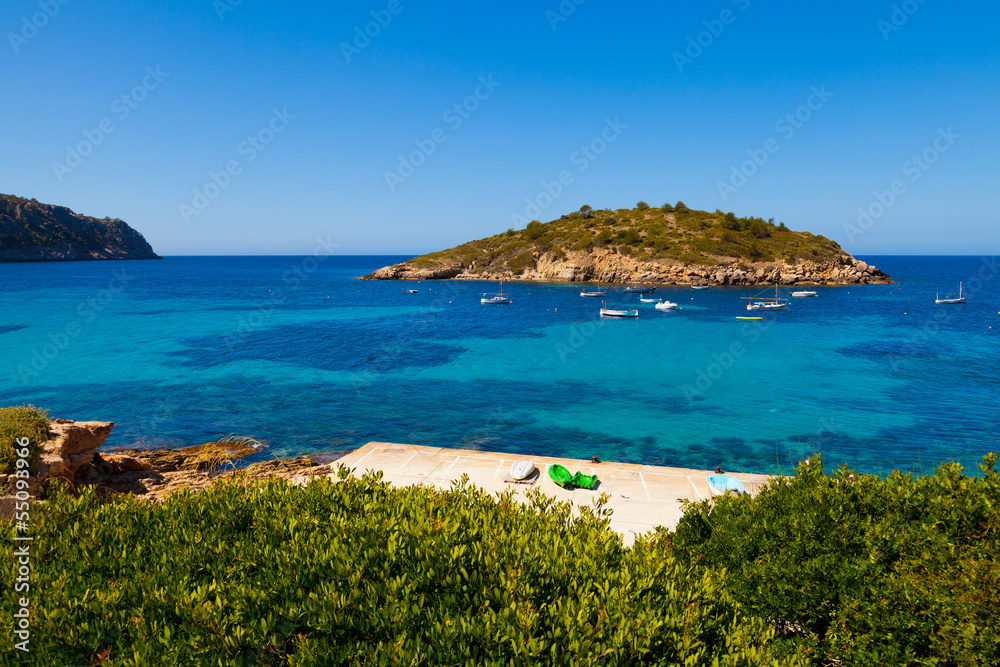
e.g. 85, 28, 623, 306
362, 202, 891, 286
0, 193, 160, 262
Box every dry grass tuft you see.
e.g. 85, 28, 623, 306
181, 434, 265, 474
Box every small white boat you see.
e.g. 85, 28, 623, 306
790, 290, 817, 297
600, 308, 638, 318
406, 289, 419, 294
692, 286, 710, 290
935, 282, 965, 304
638, 297, 662, 303
580, 289, 606, 297
480, 280, 511, 304
623, 286, 655, 293
655, 301, 679, 311
510, 460, 535, 480
744, 284, 789, 311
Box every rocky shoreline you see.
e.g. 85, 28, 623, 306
360, 248, 892, 286
0, 194, 161, 262
0, 419, 342, 517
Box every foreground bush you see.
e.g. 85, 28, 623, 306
671, 454, 1000, 666
0, 404, 48, 474
2, 470, 801, 666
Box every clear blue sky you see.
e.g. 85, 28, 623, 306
2, 0, 997, 255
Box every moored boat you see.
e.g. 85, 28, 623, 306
623, 286, 655, 293
480, 280, 511, 304
744, 284, 789, 311
790, 290, 817, 297
600, 307, 639, 318
935, 282, 966, 304
655, 301, 679, 311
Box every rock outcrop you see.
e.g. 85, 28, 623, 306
0, 193, 161, 262
0, 419, 342, 518
361, 248, 892, 286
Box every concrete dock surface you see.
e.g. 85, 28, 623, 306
335, 442, 774, 546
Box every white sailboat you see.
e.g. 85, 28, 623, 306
744, 284, 789, 311
480, 281, 511, 304
935, 282, 965, 304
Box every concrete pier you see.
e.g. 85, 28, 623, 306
336, 442, 773, 546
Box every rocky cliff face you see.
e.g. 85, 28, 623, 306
0, 419, 339, 517
361, 248, 891, 286
0, 194, 161, 262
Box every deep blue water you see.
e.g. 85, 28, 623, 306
2, 255, 998, 476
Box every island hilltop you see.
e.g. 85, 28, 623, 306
0, 193, 160, 262
362, 202, 891, 286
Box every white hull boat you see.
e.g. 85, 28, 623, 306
744, 284, 789, 311
790, 291, 817, 297
935, 282, 965, 304
480, 280, 511, 305
655, 301, 679, 310
510, 460, 535, 480
580, 290, 606, 297
600, 308, 638, 318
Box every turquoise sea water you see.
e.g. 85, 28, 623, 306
2, 255, 997, 476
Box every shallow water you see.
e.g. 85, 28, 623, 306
2, 255, 997, 476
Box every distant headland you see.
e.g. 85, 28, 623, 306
361, 202, 891, 286
0, 194, 160, 262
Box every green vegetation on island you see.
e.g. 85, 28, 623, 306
0, 193, 160, 262
411, 201, 845, 271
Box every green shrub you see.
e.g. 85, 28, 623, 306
525, 220, 545, 240
0, 404, 49, 473
671, 454, 1000, 666
506, 251, 535, 270
1, 472, 805, 666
